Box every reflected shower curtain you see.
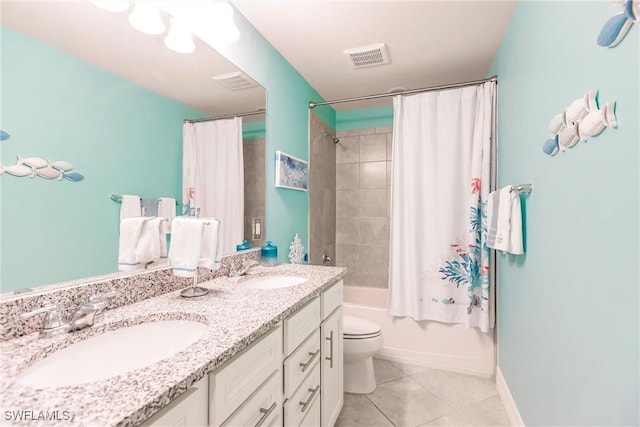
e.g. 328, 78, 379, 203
388, 82, 495, 332
182, 118, 244, 255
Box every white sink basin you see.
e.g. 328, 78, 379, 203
238, 275, 307, 289
17, 320, 208, 389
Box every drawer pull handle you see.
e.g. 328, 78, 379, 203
325, 330, 334, 368
299, 349, 320, 372
254, 402, 277, 427
299, 385, 320, 413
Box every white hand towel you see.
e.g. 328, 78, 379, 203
158, 198, 176, 233
136, 217, 163, 266
486, 186, 524, 254
508, 193, 524, 255
120, 195, 142, 221
168, 217, 205, 278
118, 217, 147, 271
199, 218, 222, 271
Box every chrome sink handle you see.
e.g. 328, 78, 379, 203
69, 291, 116, 332
20, 305, 70, 338
88, 291, 116, 324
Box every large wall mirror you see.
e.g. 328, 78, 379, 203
0, 1, 266, 295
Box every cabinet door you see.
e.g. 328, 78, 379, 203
320, 306, 343, 427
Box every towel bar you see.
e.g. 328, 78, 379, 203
510, 184, 533, 194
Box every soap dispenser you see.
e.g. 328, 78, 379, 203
261, 241, 278, 267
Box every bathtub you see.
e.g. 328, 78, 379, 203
343, 286, 496, 377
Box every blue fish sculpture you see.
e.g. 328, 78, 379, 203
0, 130, 9, 141
598, 0, 638, 48
62, 171, 84, 182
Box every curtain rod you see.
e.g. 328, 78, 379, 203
309, 75, 498, 109
184, 109, 266, 123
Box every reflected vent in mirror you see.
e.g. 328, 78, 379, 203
212, 71, 258, 91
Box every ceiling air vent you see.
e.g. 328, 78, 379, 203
343, 43, 391, 69
212, 71, 258, 91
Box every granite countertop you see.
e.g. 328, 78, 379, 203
0, 264, 346, 427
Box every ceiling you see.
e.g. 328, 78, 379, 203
233, 0, 517, 110
1, 1, 517, 116
0, 1, 266, 120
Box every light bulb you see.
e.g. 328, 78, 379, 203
128, 2, 166, 35
92, 1, 130, 13
164, 17, 195, 54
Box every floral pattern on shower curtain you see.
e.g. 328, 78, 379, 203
388, 81, 495, 332
437, 180, 490, 320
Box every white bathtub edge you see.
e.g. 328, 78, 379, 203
496, 366, 525, 426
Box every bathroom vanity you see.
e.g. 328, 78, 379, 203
0, 263, 345, 427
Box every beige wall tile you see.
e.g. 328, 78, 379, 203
336, 190, 360, 218
336, 217, 359, 244
360, 190, 387, 217
360, 161, 386, 189
360, 133, 387, 162
337, 163, 359, 190
358, 217, 389, 245
336, 136, 359, 164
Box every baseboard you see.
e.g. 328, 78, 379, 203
496, 366, 525, 426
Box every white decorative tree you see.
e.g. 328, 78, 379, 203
288, 233, 304, 264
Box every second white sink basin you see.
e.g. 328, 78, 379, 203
17, 320, 208, 389
238, 275, 307, 289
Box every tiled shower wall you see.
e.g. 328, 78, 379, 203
243, 138, 266, 248
336, 127, 392, 288
308, 112, 336, 266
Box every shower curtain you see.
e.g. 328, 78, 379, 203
182, 118, 244, 255
388, 81, 495, 332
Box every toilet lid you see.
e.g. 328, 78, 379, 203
343, 315, 381, 338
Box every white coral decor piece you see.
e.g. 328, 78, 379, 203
288, 233, 304, 264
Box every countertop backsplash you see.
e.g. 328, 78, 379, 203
0, 249, 261, 341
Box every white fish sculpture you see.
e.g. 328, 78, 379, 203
3, 163, 33, 177
36, 166, 63, 180
51, 161, 74, 172
19, 156, 48, 169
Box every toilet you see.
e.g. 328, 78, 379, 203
343, 315, 383, 394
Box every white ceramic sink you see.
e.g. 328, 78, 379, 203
17, 320, 208, 389
238, 275, 307, 289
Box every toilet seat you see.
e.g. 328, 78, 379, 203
343, 315, 382, 339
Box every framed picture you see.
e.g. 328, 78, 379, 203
275, 150, 309, 191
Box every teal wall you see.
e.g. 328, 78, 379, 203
0, 27, 205, 292
335, 105, 393, 131
208, 8, 335, 261
243, 120, 266, 141
490, 2, 639, 425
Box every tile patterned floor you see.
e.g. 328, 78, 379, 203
335, 359, 510, 427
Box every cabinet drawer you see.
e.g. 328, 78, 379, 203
298, 395, 320, 427
284, 298, 320, 356
283, 364, 320, 427
210, 325, 282, 426
222, 370, 283, 427
141, 377, 208, 427
321, 280, 343, 320
284, 329, 320, 398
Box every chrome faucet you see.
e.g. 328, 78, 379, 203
229, 257, 260, 277
21, 292, 116, 337
20, 304, 69, 338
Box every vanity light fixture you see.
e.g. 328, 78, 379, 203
164, 17, 195, 54
128, 1, 166, 35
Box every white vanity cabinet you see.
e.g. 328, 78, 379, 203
144, 279, 344, 427
320, 281, 343, 427
209, 325, 283, 427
